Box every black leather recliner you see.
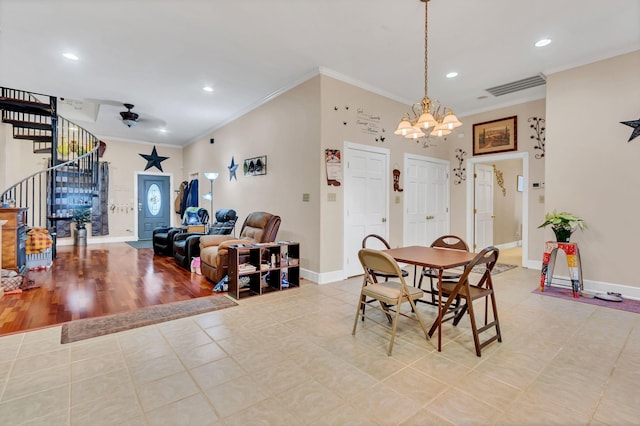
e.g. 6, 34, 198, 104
173, 209, 237, 270
152, 227, 182, 256
152, 207, 209, 257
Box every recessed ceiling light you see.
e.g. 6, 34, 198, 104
62, 52, 79, 60
202, 86, 214, 93
446, 72, 458, 79
159, 129, 168, 133
535, 38, 552, 48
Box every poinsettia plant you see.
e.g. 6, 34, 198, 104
538, 211, 586, 242
538, 211, 586, 232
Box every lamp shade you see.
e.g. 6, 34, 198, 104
394, 118, 413, 136
204, 172, 219, 181
430, 124, 451, 137
406, 126, 426, 139
442, 112, 462, 130
416, 111, 437, 129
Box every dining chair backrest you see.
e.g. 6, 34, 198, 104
358, 248, 404, 286
431, 235, 469, 251
362, 234, 392, 250
361, 234, 408, 281
458, 246, 499, 286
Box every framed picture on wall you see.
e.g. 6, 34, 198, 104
473, 116, 517, 156
243, 156, 267, 176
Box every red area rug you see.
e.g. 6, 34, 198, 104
534, 286, 640, 314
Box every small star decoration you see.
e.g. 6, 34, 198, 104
620, 118, 640, 142
228, 156, 239, 181
139, 146, 169, 171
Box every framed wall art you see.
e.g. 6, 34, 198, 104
243, 156, 267, 176
473, 116, 517, 156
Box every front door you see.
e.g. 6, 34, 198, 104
344, 143, 389, 278
474, 163, 494, 251
137, 174, 170, 240
404, 155, 450, 247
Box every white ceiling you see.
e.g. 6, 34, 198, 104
1, 0, 638, 147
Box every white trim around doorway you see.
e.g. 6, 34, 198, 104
465, 152, 529, 268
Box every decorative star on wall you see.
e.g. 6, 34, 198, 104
139, 146, 169, 171
620, 118, 640, 142
228, 156, 238, 181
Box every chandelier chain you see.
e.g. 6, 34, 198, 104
424, 0, 429, 99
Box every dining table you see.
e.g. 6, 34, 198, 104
383, 245, 477, 352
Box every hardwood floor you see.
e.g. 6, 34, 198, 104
0, 243, 214, 335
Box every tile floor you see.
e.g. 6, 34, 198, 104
0, 265, 639, 425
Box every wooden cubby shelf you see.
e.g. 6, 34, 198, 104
228, 242, 300, 299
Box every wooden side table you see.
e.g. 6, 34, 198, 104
539, 241, 583, 298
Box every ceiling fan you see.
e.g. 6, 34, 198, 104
119, 103, 139, 127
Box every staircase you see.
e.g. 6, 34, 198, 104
0, 87, 104, 230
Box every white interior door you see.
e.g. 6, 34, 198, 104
404, 155, 450, 247
344, 144, 389, 277
474, 163, 494, 251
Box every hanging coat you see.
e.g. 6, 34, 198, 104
175, 181, 188, 215
185, 179, 199, 209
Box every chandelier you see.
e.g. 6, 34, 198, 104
395, 0, 462, 140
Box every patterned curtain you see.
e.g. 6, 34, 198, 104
91, 162, 109, 236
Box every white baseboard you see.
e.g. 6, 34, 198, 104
307, 269, 344, 285
56, 236, 136, 246
495, 240, 522, 250
544, 275, 640, 301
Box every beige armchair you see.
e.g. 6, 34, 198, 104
199, 212, 281, 284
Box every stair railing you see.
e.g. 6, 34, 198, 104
1, 87, 103, 229
1, 145, 100, 229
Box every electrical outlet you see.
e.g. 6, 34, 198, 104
302, 193, 310, 202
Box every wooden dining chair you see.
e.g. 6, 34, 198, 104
417, 235, 469, 308
353, 248, 429, 356
428, 246, 502, 357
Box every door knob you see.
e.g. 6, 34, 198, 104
381, 217, 387, 223
491, 215, 496, 219
138, 202, 142, 212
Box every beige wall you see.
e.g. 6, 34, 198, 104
450, 98, 546, 262
546, 50, 640, 289
183, 77, 322, 272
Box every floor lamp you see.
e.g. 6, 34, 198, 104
202, 172, 218, 228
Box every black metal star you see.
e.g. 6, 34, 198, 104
228, 156, 239, 181
139, 146, 169, 171
620, 118, 640, 142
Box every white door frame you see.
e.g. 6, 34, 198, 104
134, 171, 174, 241
465, 152, 528, 266
403, 153, 450, 247
343, 141, 390, 278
